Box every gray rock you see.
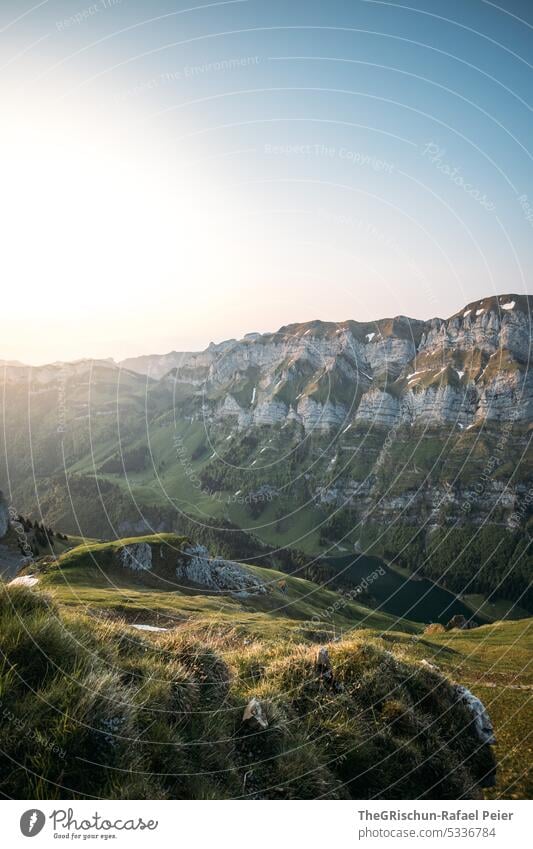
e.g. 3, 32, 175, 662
316, 647, 332, 671
456, 685, 496, 745
116, 542, 153, 572
176, 545, 266, 595
242, 697, 268, 729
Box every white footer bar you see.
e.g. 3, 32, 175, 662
4, 799, 531, 848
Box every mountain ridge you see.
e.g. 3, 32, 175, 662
117, 292, 529, 379
1, 293, 529, 387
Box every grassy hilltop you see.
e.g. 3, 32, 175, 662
21, 533, 412, 639
1, 534, 530, 800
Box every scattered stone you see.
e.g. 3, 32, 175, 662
9, 574, 38, 587
315, 646, 343, 691
316, 647, 332, 672
242, 697, 268, 730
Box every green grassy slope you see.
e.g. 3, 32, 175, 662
0, 583, 501, 801
7, 533, 531, 800
23, 534, 413, 640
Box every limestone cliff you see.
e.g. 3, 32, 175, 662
147, 293, 531, 431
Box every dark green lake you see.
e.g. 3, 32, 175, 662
321, 553, 478, 625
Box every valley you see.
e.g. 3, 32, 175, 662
1, 293, 531, 618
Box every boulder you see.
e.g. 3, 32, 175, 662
315, 646, 343, 691
455, 684, 497, 788
316, 647, 332, 673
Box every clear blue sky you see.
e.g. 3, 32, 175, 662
1, 0, 532, 362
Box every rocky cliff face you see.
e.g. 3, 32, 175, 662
4, 294, 529, 431
150, 293, 531, 431
149, 293, 529, 536
116, 542, 153, 572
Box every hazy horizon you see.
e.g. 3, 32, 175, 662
0, 288, 528, 367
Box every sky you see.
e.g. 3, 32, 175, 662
1, 0, 532, 363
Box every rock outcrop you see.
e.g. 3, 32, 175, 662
242, 697, 269, 729
116, 542, 153, 572
176, 544, 266, 595
455, 685, 497, 746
